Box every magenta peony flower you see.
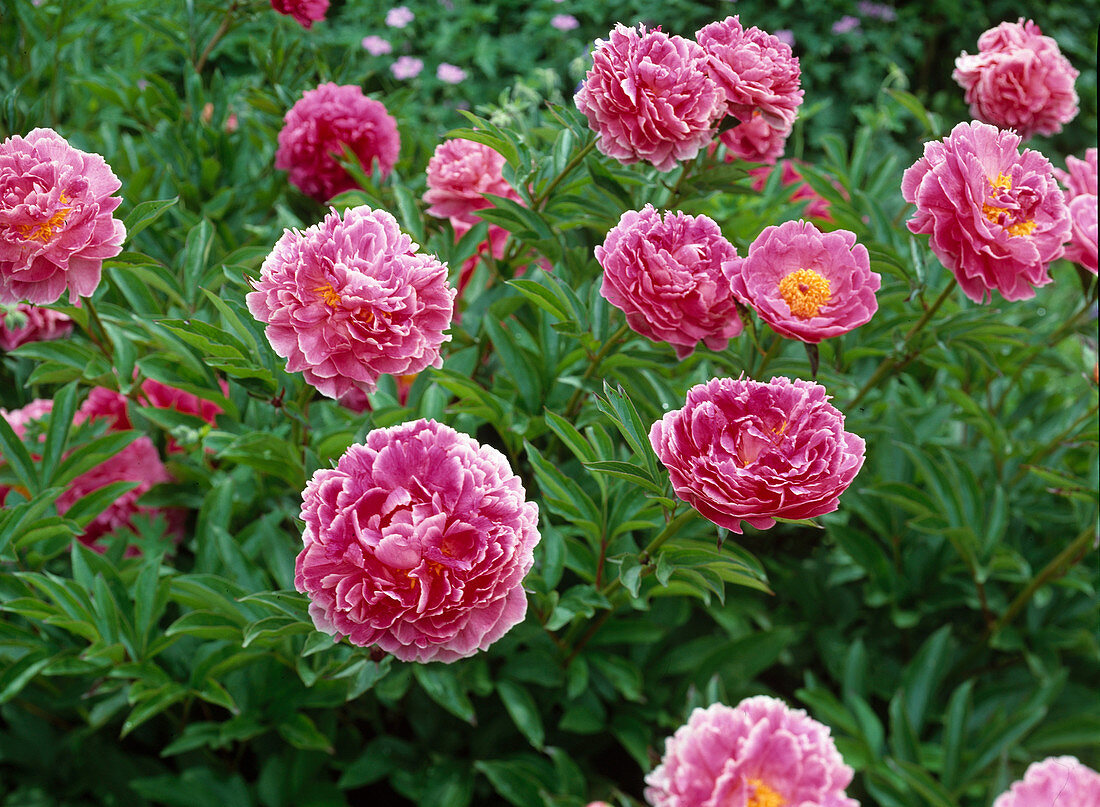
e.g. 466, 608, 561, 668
727, 219, 879, 343
1054, 148, 1097, 198
650, 376, 865, 533
246, 205, 455, 400
596, 204, 743, 359
953, 18, 1079, 140
391, 55, 424, 80
645, 697, 858, 807
294, 418, 541, 663
993, 756, 1100, 807
575, 24, 724, 172
0, 128, 125, 305
275, 83, 400, 202
901, 121, 1070, 303
423, 139, 518, 228
0, 303, 73, 351
270, 0, 329, 28
361, 35, 393, 55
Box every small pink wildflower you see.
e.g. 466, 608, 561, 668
391, 56, 424, 80
385, 6, 414, 28
832, 15, 861, 34
436, 63, 467, 84
361, 35, 393, 55
551, 14, 579, 31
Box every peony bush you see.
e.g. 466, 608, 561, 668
0, 2, 1096, 807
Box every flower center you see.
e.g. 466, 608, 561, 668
778, 268, 831, 319
745, 779, 786, 807
982, 173, 1036, 237
16, 193, 71, 243
314, 283, 341, 307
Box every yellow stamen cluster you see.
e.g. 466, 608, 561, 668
778, 268, 831, 319
16, 193, 71, 243
746, 779, 786, 807
982, 173, 1035, 237
314, 284, 341, 307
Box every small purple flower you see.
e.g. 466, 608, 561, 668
361, 35, 393, 55
391, 55, 424, 80
551, 14, 579, 31
385, 5, 414, 28
437, 63, 467, 84
832, 15, 860, 34
774, 29, 794, 48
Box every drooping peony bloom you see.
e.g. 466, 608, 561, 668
749, 160, 834, 221
275, 83, 400, 202
901, 121, 1070, 303
295, 418, 541, 663
650, 376, 865, 533
727, 219, 880, 343
0, 303, 73, 351
0, 128, 125, 305
391, 56, 424, 80
953, 18, 1079, 140
992, 756, 1100, 807
246, 205, 455, 400
645, 697, 858, 807
596, 205, 743, 359
270, 0, 329, 28
575, 24, 724, 172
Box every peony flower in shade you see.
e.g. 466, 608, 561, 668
275, 83, 400, 203
901, 121, 1071, 303
596, 205, 743, 359
719, 111, 789, 165
992, 756, 1100, 807
294, 418, 541, 663
574, 24, 724, 172
246, 205, 455, 400
727, 219, 880, 343
1064, 194, 1098, 274
423, 139, 518, 229
0, 128, 125, 305
270, 0, 329, 28
645, 697, 858, 807
1054, 148, 1097, 198
650, 376, 865, 533
953, 18, 1079, 140
0, 303, 73, 351
391, 56, 424, 80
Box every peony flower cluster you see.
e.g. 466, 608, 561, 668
1056, 148, 1097, 274
275, 83, 400, 202
246, 205, 455, 400
953, 19, 1079, 140
650, 376, 865, 533
0, 128, 126, 305
902, 121, 1070, 303
727, 219, 880, 343
596, 205, 743, 359
294, 419, 541, 663
575, 24, 724, 172
645, 696, 857, 807
270, 0, 329, 28
0, 303, 73, 351
993, 756, 1100, 807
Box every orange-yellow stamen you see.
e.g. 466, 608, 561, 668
982, 173, 1035, 236
746, 779, 786, 807
314, 284, 341, 307
778, 268, 831, 319
16, 193, 71, 243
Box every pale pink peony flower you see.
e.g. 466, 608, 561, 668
0, 128, 125, 305
436, 63, 467, 84
391, 55, 424, 80
294, 418, 541, 663
901, 121, 1070, 303
953, 19, 1079, 140
270, 0, 329, 28
0, 303, 73, 351
650, 376, 865, 533
361, 35, 393, 55
749, 160, 834, 221
551, 14, 579, 31
993, 756, 1100, 807
385, 5, 414, 28
1054, 148, 1097, 197
645, 697, 858, 807
596, 205, 743, 359
727, 219, 880, 343
246, 206, 455, 400
575, 24, 725, 172
275, 83, 400, 202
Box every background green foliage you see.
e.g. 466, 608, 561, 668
1, 1, 1097, 805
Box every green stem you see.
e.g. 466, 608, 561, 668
80, 296, 115, 360
195, 1, 240, 73
1009, 402, 1100, 488
564, 322, 632, 417
753, 332, 782, 379
533, 137, 598, 210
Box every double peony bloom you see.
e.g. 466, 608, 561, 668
993, 756, 1100, 806
1055, 148, 1097, 275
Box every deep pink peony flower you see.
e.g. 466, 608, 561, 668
294, 418, 541, 663
901, 121, 1070, 303
0, 128, 125, 305
596, 204, 743, 359
727, 219, 880, 343
645, 697, 858, 807
246, 205, 455, 400
650, 376, 865, 533
749, 160, 834, 221
953, 19, 1079, 140
1054, 148, 1097, 198
993, 756, 1100, 807
275, 83, 400, 202
0, 303, 73, 351
575, 24, 724, 172
270, 0, 329, 28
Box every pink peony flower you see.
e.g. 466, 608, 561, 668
574, 24, 725, 172
0, 128, 125, 305
719, 111, 789, 164
749, 160, 834, 221
436, 63, 467, 84
901, 121, 1070, 303
0, 303, 73, 351
993, 756, 1100, 807
385, 5, 414, 28
953, 19, 1079, 140
140, 377, 225, 426
424, 139, 518, 228
650, 376, 865, 533
391, 55, 424, 80
294, 418, 541, 663
596, 205, 743, 359
1064, 194, 1098, 274
551, 14, 579, 31
1054, 148, 1097, 198
270, 0, 329, 28
727, 219, 880, 343
275, 83, 400, 202
361, 35, 393, 55
246, 205, 455, 400
645, 697, 858, 807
